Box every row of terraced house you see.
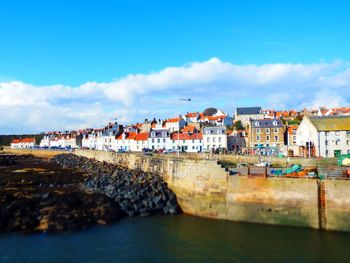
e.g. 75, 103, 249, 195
34, 106, 350, 158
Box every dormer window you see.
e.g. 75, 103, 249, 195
255, 121, 260, 127
273, 120, 278, 126
151, 132, 156, 137
162, 132, 167, 137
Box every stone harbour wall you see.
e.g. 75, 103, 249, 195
66, 149, 350, 232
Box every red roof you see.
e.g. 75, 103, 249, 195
287, 125, 298, 134
116, 132, 137, 140
275, 111, 289, 117
167, 117, 183, 123
182, 125, 197, 133
185, 112, 198, 118
171, 132, 203, 140
200, 115, 225, 121
11, 138, 35, 144
135, 132, 148, 141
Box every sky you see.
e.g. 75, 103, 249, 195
0, 0, 350, 134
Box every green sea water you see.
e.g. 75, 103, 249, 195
1, 214, 349, 263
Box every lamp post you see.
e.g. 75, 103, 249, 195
177, 98, 191, 156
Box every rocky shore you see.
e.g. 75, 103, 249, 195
52, 154, 180, 217
0, 153, 180, 234
0, 154, 124, 233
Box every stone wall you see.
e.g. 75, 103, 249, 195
75, 149, 343, 231
324, 180, 350, 232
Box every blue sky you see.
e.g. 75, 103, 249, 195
0, 0, 350, 134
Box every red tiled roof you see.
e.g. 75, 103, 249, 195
126, 132, 137, 140
167, 117, 183, 123
200, 115, 225, 121
287, 125, 298, 134
171, 132, 203, 140
185, 112, 198, 118
182, 125, 197, 133
11, 138, 35, 144
135, 132, 148, 141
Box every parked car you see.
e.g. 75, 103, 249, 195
142, 148, 152, 153
118, 149, 126, 153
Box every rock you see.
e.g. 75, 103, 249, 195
51, 153, 181, 218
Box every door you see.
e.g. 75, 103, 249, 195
334, 150, 341, 158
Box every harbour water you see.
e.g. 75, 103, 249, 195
1, 214, 349, 263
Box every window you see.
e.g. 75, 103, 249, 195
183, 140, 185, 143
325, 131, 329, 136
266, 128, 270, 134
163, 138, 166, 143
192, 146, 195, 149
346, 131, 350, 136
219, 137, 222, 143
172, 140, 175, 143
152, 139, 154, 143
274, 136, 279, 141
266, 135, 270, 141
213, 137, 216, 143
207, 137, 210, 143
256, 128, 260, 134
256, 135, 260, 141
335, 131, 340, 136
325, 140, 328, 146
192, 140, 195, 143
336, 140, 340, 145
347, 140, 350, 145
274, 128, 278, 133
157, 138, 160, 143
348, 150, 350, 154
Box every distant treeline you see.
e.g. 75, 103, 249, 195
0, 134, 44, 146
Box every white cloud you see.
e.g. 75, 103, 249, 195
0, 58, 349, 134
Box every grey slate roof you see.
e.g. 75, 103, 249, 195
251, 119, 283, 128
149, 129, 169, 138
203, 126, 226, 135
236, 107, 262, 115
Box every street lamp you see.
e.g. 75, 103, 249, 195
177, 98, 191, 155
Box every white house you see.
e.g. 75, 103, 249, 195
165, 117, 186, 133
132, 132, 149, 151
171, 130, 203, 152
296, 116, 350, 158
114, 132, 137, 151
183, 112, 200, 123
199, 114, 232, 127
10, 138, 36, 149
203, 126, 227, 151
148, 128, 172, 150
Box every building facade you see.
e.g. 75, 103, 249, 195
203, 126, 227, 151
296, 116, 350, 158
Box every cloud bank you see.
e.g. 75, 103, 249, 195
0, 58, 349, 134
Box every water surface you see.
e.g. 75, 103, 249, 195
1, 215, 349, 263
